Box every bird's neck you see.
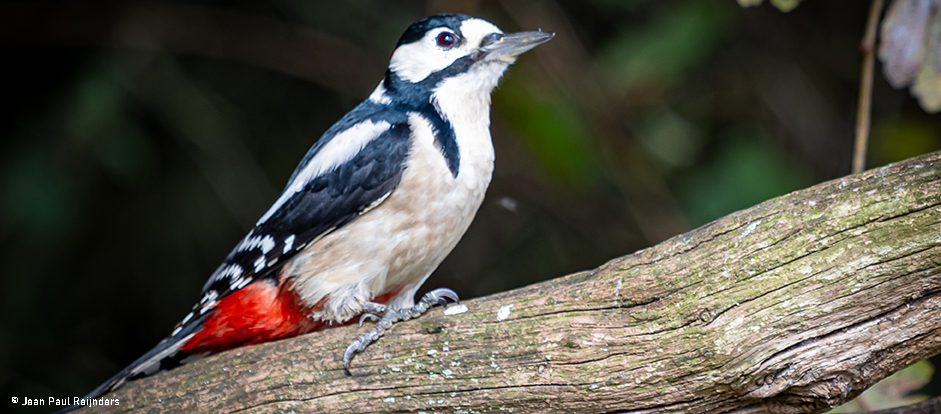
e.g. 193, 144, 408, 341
379, 70, 499, 173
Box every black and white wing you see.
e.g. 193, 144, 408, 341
200, 110, 411, 302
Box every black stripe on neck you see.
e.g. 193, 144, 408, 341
383, 57, 480, 178
419, 102, 459, 177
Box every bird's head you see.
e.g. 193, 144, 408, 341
385, 14, 553, 97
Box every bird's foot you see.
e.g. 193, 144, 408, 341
343, 288, 459, 374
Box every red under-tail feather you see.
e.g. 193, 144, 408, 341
180, 280, 326, 354
181, 280, 405, 354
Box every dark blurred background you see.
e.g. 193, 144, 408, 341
1, 0, 939, 412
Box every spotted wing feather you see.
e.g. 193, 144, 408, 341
201, 119, 411, 304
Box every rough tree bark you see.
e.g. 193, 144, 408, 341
76, 151, 941, 414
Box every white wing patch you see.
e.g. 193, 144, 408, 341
368, 82, 392, 104
236, 233, 274, 254
215, 264, 243, 282
283, 234, 295, 253
230, 276, 252, 291
200, 290, 219, 304
257, 120, 392, 225
253, 256, 267, 273
260, 235, 275, 253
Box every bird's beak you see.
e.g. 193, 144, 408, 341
480, 30, 555, 63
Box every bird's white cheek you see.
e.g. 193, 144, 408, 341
390, 42, 460, 83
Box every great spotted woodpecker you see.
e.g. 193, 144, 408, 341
71, 14, 553, 404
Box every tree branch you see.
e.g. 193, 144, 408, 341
78, 151, 941, 413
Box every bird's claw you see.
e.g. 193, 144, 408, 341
343, 288, 461, 375
343, 337, 368, 375
423, 287, 460, 308
358, 313, 379, 327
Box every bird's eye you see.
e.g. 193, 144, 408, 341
436, 32, 456, 48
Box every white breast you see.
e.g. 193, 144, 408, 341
287, 83, 496, 322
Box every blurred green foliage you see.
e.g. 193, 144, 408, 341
635, 107, 705, 168
737, 0, 805, 12
830, 360, 935, 412
599, 0, 730, 91
496, 81, 596, 186
68, 67, 157, 183
0, 1, 939, 412
871, 117, 941, 166
675, 127, 814, 225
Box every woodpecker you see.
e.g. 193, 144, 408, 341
69, 14, 553, 406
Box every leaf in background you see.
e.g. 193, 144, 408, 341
736, 0, 764, 7
878, 0, 930, 88
911, 8, 941, 111
770, 0, 804, 11
878, 0, 941, 113
735, 0, 805, 12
